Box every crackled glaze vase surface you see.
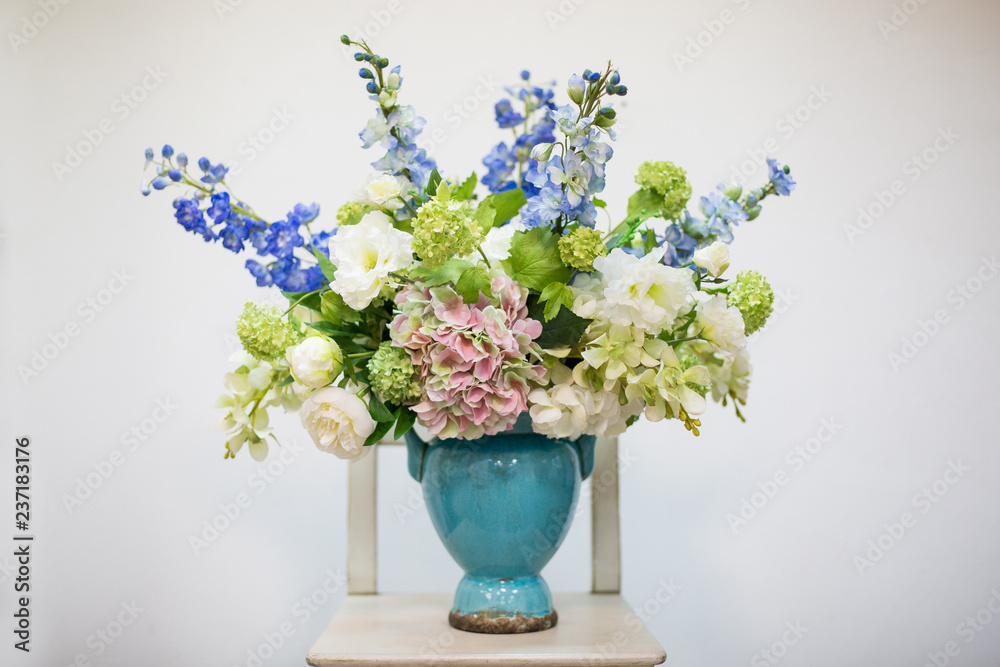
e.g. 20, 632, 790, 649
405, 415, 596, 634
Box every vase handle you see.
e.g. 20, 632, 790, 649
403, 430, 430, 483
574, 435, 597, 481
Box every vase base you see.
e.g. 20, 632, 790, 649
448, 609, 558, 634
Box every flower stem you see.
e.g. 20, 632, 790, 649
477, 245, 493, 269
282, 289, 322, 316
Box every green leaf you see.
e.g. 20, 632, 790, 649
504, 227, 571, 291
472, 198, 496, 236
365, 418, 393, 446
455, 265, 491, 304
426, 168, 442, 197
282, 291, 323, 313
626, 188, 666, 222
368, 393, 395, 423
527, 294, 593, 348
393, 406, 417, 440
437, 180, 452, 201
320, 290, 361, 323
453, 172, 478, 201
306, 320, 361, 338
332, 336, 366, 355
277, 374, 295, 387
410, 258, 475, 287
491, 188, 527, 227
310, 246, 338, 284
593, 197, 607, 209
538, 282, 574, 322
642, 228, 659, 253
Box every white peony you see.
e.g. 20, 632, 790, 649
696, 295, 747, 357
299, 386, 376, 460
328, 211, 414, 310
592, 247, 694, 334
356, 172, 411, 211
286, 336, 343, 388
693, 241, 730, 277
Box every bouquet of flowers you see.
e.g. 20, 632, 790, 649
142, 36, 795, 462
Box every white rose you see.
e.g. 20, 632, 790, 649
693, 241, 730, 277
592, 247, 694, 334
696, 295, 747, 357
357, 173, 411, 210
328, 210, 414, 310
286, 337, 343, 388
299, 387, 376, 460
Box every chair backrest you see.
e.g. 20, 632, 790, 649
346, 436, 621, 595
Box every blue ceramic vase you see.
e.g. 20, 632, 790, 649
405, 415, 596, 634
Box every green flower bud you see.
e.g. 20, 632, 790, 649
594, 114, 617, 129
723, 183, 743, 200
336, 201, 369, 227
286, 336, 344, 388
728, 270, 774, 335
558, 226, 607, 272
368, 342, 421, 405
635, 161, 692, 220
236, 302, 303, 361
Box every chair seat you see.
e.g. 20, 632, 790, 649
306, 592, 666, 666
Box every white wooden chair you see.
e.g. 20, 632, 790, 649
306, 436, 667, 666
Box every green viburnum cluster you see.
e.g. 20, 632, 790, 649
367, 342, 421, 405
635, 161, 692, 220
558, 226, 607, 271
336, 201, 369, 226
728, 270, 774, 335
236, 302, 302, 361
412, 188, 482, 269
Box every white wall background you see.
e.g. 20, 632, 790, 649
2, 0, 999, 665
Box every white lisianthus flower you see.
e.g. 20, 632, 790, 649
696, 295, 747, 357
286, 336, 344, 388
592, 247, 694, 334
328, 211, 414, 310
356, 173, 411, 211
693, 241, 730, 277
299, 386, 376, 460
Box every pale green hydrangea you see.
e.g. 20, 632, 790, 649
728, 270, 774, 335
635, 161, 691, 220
367, 342, 421, 405
236, 302, 302, 361
558, 226, 607, 271
411, 194, 482, 269
336, 201, 369, 226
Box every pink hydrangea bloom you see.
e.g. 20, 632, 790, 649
390, 274, 544, 439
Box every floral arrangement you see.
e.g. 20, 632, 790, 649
142, 37, 795, 461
